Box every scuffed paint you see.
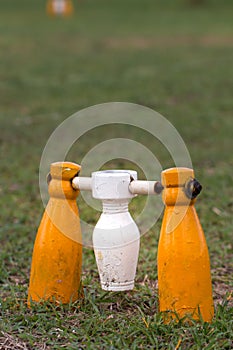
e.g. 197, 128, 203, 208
157, 167, 214, 323
27, 162, 82, 306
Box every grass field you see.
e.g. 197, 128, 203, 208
0, 0, 232, 349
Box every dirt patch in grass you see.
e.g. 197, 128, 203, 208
0, 332, 31, 350
212, 262, 233, 308
103, 35, 233, 49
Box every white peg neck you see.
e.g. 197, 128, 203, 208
102, 199, 129, 214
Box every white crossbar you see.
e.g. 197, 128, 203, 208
72, 177, 162, 195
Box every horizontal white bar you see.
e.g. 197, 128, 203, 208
72, 177, 92, 191
72, 177, 163, 195
129, 180, 163, 195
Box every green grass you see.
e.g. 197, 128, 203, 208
0, 0, 232, 348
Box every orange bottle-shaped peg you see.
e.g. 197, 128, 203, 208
46, 0, 74, 16
28, 162, 82, 306
157, 167, 214, 322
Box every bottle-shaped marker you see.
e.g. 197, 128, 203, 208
157, 167, 214, 322
92, 170, 140, 291
28, 162, 82, 306
46, 0, 74, 16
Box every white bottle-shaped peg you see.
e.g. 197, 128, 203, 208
92, 170, 140, 291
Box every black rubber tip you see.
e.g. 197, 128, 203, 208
154, 182, 164, 194
185, 178, 202, 199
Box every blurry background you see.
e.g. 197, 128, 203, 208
0, 0, 232, 348
1, 0, 232, 238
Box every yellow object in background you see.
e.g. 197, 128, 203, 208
157, 167, 214, 323
46, 0, 74, 16
28, 162, 82, 306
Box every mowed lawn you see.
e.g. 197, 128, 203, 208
0, 0, 232, 349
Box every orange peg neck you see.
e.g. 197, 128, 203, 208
161, 167, 196, 206
48, 162, 81, 200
